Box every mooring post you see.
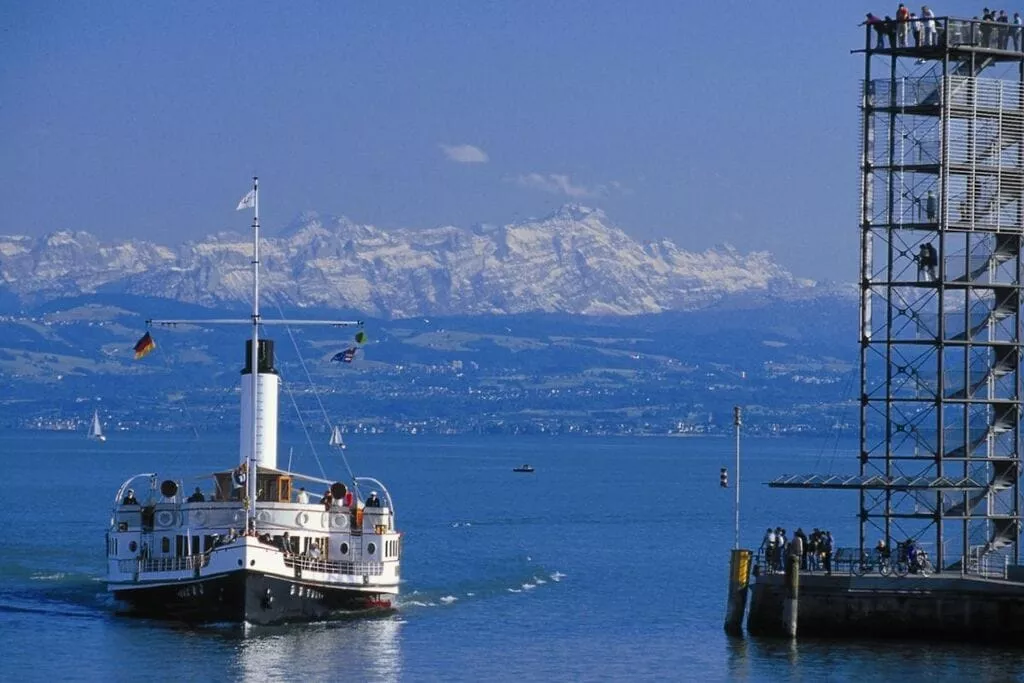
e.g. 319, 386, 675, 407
724, 548, 752, 635
782, 551, 800, 637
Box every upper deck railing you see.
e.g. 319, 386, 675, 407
862, 15, 1024, 53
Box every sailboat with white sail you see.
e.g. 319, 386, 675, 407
89, 409, 106, 442
104, 178, 400, 625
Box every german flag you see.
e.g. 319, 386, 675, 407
133, 332, 156, 360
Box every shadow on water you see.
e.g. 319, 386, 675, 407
726, 633, 1024, 679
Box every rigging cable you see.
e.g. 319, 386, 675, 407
272, 296, 359, 488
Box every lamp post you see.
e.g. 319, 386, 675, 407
733, 405, 742, 550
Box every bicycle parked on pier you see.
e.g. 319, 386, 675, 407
852, 549, 895, 576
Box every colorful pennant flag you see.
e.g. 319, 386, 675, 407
133, 332, 156, 360
330, 347, 357, 363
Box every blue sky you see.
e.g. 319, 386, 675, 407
0, 2, 992, 281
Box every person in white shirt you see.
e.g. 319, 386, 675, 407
922, 6, 937, 46
297, 487, 309, 504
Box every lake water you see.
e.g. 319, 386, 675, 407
2, 432, 1024, 681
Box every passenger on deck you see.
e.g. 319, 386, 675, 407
1015, 13, 1023, 51
280, 531, 292, 555
187, 487, 205, 503
925, 190, 937, 221
321, 490, 334, 510
910, 12, 922, 47
366, 491, 381, 508
122, 489, 138, 505
297, 487, 309, 504
999, 10, 1011, 49
876, 539, 890, 561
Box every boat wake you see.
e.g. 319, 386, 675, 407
399, 569, 566, 609
0, 572, 112, 621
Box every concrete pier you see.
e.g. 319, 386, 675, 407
747, 573, 1024, 641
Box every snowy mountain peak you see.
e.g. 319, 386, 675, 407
0, 208, 837, 318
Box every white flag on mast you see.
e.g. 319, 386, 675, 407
236, 189, 256, 211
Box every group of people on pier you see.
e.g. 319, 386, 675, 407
759, 527, 836, 576
863, 6, 1024, 51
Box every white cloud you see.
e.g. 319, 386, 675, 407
440, 143, 489, 164
512, 173, 630, 198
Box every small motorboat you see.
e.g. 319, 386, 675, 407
512, 464, 535, 473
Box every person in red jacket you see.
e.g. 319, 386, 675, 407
896, 3, 911, 46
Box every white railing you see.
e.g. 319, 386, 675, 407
962, 546, 1010, 579
118, 554, 210, 574
284, 555, 384, 576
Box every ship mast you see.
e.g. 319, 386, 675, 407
247, 176, 260, 526
146, 177, 363, 536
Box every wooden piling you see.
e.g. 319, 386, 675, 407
724, 548, 752, 635
782, 552, 799, 637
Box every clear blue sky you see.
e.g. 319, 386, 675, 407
0, 1, 991, 281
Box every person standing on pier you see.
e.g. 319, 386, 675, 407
824, 531, 835, 576
760, 528, 776, 573
1014, 12, 1022, 51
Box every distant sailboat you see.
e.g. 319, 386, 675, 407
329, 425, 345, 448
89, 410, 106, 442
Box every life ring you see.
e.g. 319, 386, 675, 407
256, 510, 271, 523
156, 510, 176, 528
296, 511, 310, 527
192, 510, 207, 526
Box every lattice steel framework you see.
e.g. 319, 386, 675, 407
858, 17, 1024, 569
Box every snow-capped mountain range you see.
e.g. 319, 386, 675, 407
0, 205, 842, 318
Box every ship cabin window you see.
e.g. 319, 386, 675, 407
213, 470, 292, 502
204, 535, 216, 552
161, 537, 170, 554
175, 535, 202, 556
256, 473, 292, 502
367, 542, 376, 556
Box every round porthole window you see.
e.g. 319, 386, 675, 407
367, 542, 376, 556
129, 541, 137, 552
340, 542, 349, 555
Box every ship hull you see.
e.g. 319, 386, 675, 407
112, 570, 394, 625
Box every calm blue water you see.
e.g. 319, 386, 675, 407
2, 432, 1024, 681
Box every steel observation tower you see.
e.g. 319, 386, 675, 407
772, 16, 1024, 572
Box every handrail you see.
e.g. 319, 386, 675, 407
284, 555, 385, 576
862, 16, 1024, 53
118, 554, 209, 574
